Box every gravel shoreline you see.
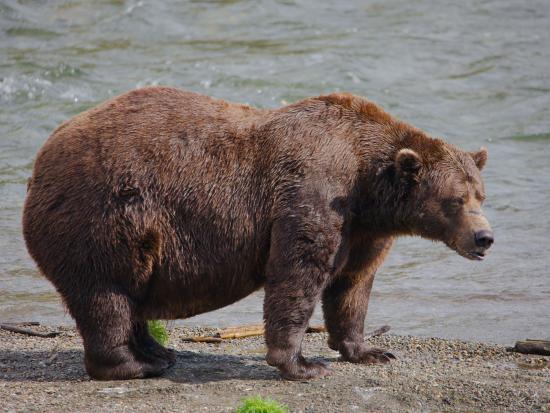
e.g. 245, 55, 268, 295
1, 325, 549, 412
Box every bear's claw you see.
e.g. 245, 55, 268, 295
340, 345, 396, 364
279, 358, 332, 381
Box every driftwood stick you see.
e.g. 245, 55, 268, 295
181, 324, 390, 343
215, 324, 264, 338
217, 324, 264, 333
181, 336, 223, 343
367, 325, 391, 337
507, 340, 550, 356
217, 324, 327, 339
0, 323, 60, 338
2, 321, 40, 326
182, 324, 328, 343
217, 328, 264, 339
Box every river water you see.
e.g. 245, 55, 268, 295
1, 0, 549, 344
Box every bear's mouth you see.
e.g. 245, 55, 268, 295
466, 251, 485, 261
449, 243, 487, 261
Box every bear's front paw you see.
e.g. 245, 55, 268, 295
340, 343, 396, 364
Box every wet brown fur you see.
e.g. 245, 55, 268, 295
23, 87, 492, 380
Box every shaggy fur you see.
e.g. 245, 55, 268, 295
23, 87, 493, 380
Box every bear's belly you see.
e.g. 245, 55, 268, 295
140, 267, 265, 320
139, 224, 270, 320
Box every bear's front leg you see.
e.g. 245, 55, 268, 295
322, 236, 395, 364
263, 213, 341, 380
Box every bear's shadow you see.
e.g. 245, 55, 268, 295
0, 348, 334, 383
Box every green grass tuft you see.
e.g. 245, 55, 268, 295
235, 396, 288, 413
147, 320, 169, 346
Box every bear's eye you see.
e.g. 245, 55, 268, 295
444, 197, 464, 214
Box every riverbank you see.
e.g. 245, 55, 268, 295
1, 325, 548, 412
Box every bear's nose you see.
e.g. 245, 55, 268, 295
475, 230, 494, 249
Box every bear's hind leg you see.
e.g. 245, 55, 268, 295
71, 286, 169, 380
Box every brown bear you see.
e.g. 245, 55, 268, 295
23, 87, 493, 381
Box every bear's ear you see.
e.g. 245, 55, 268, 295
469, 147, 488, 171
395, 148, 422, 184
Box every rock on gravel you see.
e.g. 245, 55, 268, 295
1, 326, 549, 412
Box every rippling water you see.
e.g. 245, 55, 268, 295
1, 0, 549, 344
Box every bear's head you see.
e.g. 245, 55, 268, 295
394, 142, 493, 260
